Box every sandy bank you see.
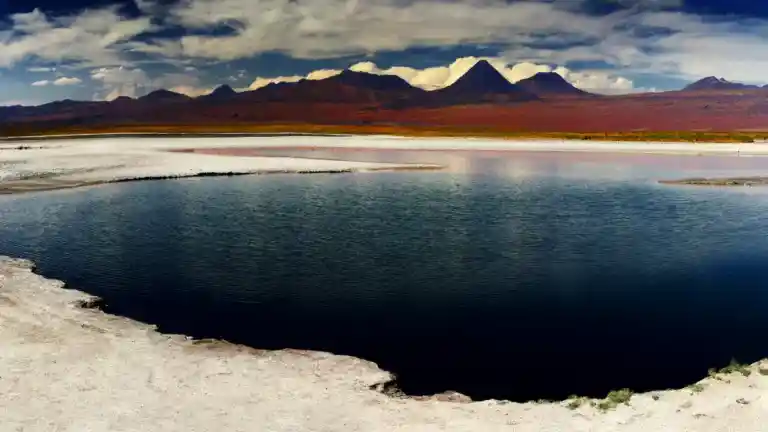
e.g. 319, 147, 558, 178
3, 256, 768, 431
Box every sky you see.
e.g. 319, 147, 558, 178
0, 0, 766, 105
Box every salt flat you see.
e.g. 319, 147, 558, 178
4, 135, 768, 431
0, 136, 439, 194
2, 134, 768, 194
2, 256, 768, 432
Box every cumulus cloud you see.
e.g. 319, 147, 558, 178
91, 66, 150, 99
131, 0, 768, 86
0, 5, 154, 68
90, 66, 212, 100
149, 0, 616, 61
248, 56, 638, 94
31, 80, 49, 87
168, 85, 216, 97
12, 0, 768, 95
53, 77, 82, 86
247, 68, 343, 90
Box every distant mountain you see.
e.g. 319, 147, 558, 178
325, 70, 415, 92
241, 70, 424, 104
432, 60, 537, 103
15, 65, 768, 132
515, 72, 592, 97
683, 77, 759, 91
139, 89, 190, 102
200, 85, 237, 100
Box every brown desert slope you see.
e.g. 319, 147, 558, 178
5, 69, 768, 136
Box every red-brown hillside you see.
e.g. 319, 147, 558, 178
5, 70, 768, 133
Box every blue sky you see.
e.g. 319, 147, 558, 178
0, 0, 765, 105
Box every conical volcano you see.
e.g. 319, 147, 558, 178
210, 84, 237, 97
433, 60, 537, 103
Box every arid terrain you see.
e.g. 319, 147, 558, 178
4, 63, 768, 140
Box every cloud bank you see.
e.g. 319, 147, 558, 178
6, 0, 768, 102
89, 66, 213, 100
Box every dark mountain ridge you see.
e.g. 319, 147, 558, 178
429, 60, 537, 104
515, 72, 593, 97
683, 76, 760, 91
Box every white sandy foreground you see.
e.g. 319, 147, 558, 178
4, 134, 768, 193
2, 256, 768, 432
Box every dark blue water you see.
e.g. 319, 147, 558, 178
3, 151, 768, 401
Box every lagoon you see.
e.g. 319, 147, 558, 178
3, 148, 768, 401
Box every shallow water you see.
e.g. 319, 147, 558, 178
3, 150, 768, 401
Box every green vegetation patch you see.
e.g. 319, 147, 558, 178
596, 388, 634, 411
565, 395, 589, 410
718, 359, 752, 377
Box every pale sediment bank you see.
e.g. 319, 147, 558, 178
4, 135, 768, 194
0, 136, 443, 195
3, 256, 768, 431
0, 166, 441, 195
211, 135, 768, 155
659, 177, 768, 187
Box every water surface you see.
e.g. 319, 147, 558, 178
2, 150, 768, 401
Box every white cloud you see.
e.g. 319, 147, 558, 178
91, 66, 151, 99
0, 6, 154, 68
499, 12, 768, 84
27, 66, 56, 72
90, 66, 211, 100
169, 85, 215, 97
249, 56, 638, 94
31, 80, 49, 87
10, 0, 768, 94
0, 99, 39, 106
155, 0, 616, 61
133, 0, 768, 86
248, 68, 342, 90
53, 77, 82, 86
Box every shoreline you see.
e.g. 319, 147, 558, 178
0, 165, 443, 196
3, 255, 768, 431
2, 130, 767, 148
659, 177, 768, 187
0, 135, 450, 196
4, 134, 768, 195
1, 124, 766, 144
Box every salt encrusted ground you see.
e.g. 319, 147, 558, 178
3, 134, 768, 193
3, 256, 768, 432
0, 135, 440, 194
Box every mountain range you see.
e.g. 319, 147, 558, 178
682, 76, 762, 91
4, 61, 768, 133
